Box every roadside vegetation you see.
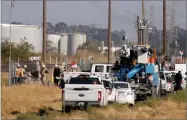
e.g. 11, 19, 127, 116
2, 84, 186, 120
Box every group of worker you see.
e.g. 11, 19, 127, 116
15, 64, 28, 84
15, 61, 68, 87
32, 62, 49, 85
15, 62, 49, 85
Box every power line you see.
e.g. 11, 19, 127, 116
89, 0, 137, 26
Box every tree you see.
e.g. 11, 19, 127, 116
47, 22, 55, 34
46, 40, 58, 53
1, 39, 35, 63
78, 40, 101, 52
55, 22, 69, 33
11, 21, 23, 24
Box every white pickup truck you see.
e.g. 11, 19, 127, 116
62, 75, 108, 112
63, 63, 113, 82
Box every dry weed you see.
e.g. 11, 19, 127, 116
2, 84, 62, 118
2, 84, 186, 119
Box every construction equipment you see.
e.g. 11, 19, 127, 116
112, 44, 161, 100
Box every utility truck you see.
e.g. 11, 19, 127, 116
62, 75, 108, 112
63, 64, 113, 82
112, 45, 161, 100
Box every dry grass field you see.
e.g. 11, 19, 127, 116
2, 84, 186, 120
2, 84, 62, 119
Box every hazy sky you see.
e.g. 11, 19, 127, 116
2, 1, 186, 41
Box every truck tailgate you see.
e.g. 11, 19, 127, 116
65, 90, 99, 101
64, 84, 103, 101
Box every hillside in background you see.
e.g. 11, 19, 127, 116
149, 26, 186, 56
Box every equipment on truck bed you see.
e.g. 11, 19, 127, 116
112, 45, 161, 100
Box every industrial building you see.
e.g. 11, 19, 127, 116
49, 33, 86, 56
67, 33, 86, 56
58, 33, 68, 56
100, 41, 121, 54
1, 24, 43, 52
47, 34, 61, 48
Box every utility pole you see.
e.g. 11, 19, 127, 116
137, 16, 140, 45
142, 0, 145, 20
42, 0, 47, 63
108, 0, 111, 63
163, 0, 167, 56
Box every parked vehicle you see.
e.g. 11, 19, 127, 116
62, 75, 108, 112
159, 71, 168, 95
113, 81, 135, 105
102, 78, 116, 103
164, 71, 175, 93
63, 63, 113, 82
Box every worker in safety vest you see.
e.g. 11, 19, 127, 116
15, 64, 23, 84
22, 65, 27, 77
40, 64, 48, 85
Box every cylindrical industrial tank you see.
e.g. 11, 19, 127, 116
83, 34, 87, 43
67, 33, 84, 56
1, 24, 42, 52
58, 33, 68, 55
47, 34, 61, 48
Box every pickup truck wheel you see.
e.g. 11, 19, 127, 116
64, 106, 71, 113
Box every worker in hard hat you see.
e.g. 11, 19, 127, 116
53, 64, 61, 86
40, 64, 48, 85
15, 64, 23, 84
22, 65, 27, 79
36, 61, 41, 81
23, 65, 27, 75
121, 44, 130, 58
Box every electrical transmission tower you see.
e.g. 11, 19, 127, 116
149, 6, 154, 46
168, 1, 176, 56
141, 0, 147, 44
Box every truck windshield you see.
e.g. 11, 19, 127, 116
107, 66, 112, 73
95, 65, 104, 72
103, 80, 113, 88
114, 83, 129, 89
69, 77, 101, 84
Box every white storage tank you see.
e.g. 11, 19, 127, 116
1, 24, 42, 52
67, 33, 84, 56
47, 34, 61, 48
58, 33, 68, 55
82, 34, 87, 43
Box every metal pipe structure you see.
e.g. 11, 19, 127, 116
142, 30, 144, 45
163, 0, 167, 56
108, 0, 112, 63
8, 0, 14, 86
42, 0, 47, 63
